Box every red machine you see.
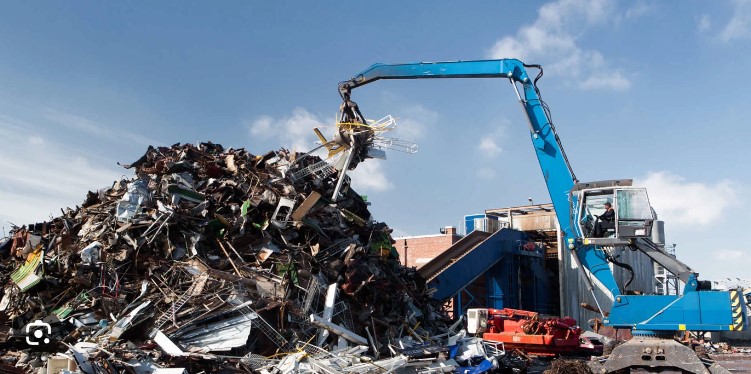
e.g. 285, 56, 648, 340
467, 308, 598, 356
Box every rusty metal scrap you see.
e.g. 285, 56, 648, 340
0, 142, 474, 373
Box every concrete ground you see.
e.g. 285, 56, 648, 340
711, 354, 751, 373
521, 355, 751, 373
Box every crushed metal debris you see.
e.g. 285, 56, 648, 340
542, 359, 592, 374
0, 142, 524, 373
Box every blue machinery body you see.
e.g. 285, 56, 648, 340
339, 59, 748, 336
418, 228, 550, 316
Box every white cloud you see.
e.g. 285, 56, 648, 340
476, 168, 497, 180
249, 116, 273, 136
487, 0, 644, 91
636, 171, 738, 227
579, 72, 631, 91
721, 0, 751, 41
28, 136, 44, 145
0, 120, 123, 228
716, 249, 743, 260
477, 125, 505, 157
473, 124, 506, 179
697, 14, 712, 33
375, 91, 440, 142
349, 160, 394, 192
45, 109, 161, 147
247, 107, 329, 152
391, 104, 437, 141
478, 137, 502, 156
624, 1, 651, 21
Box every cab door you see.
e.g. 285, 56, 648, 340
613, 188, 654, 238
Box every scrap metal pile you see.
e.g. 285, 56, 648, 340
0, 142, 513, 373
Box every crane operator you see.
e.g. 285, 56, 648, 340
594, 202, 615, 237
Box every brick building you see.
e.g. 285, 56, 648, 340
393, 226, 462, 268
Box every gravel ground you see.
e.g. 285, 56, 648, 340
520, 354, 751, 373
711, 353, 751, 373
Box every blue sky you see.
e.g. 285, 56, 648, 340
0, 1, 749, 282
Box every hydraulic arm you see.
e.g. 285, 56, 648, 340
339, 59, 620, 297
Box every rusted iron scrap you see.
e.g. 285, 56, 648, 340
0, 142, 476, 373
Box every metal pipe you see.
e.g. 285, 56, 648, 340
310, 314, 367, 345
331, 140, 356, 200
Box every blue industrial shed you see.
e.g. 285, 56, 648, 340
418, 227, 553, 318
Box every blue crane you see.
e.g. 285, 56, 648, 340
338, 59, 746, 373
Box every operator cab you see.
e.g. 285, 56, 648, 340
574, 179, 655, 245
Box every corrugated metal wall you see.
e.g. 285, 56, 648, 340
558, 235, 655, 330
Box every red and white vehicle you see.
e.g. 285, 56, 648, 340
467, 308, 602, 356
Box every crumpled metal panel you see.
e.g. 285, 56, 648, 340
116, 179, 151, 222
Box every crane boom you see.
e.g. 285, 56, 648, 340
340, 60, 534, 90
339, 59, 620, 297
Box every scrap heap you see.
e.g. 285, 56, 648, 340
0, 142, 471, 373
